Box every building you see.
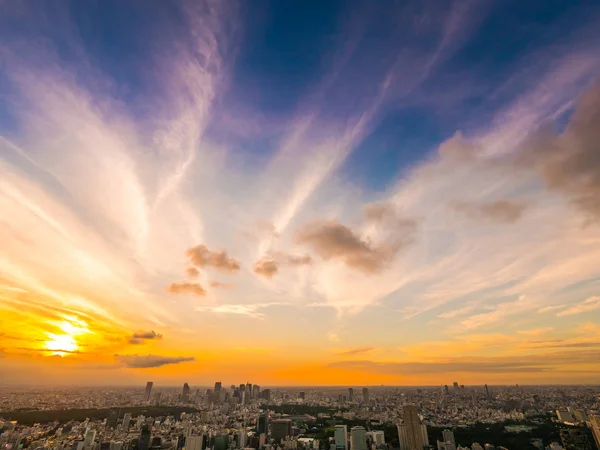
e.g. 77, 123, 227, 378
362, 388, 369, 403
398, 406, 428, 450
262, 389, 271, 401
560, 427, 596, 450
122, 413, 132, 430
106, 410, 118, 429
573, 409, 589, 422
299, 392, 306, 400
214, 382, 222, 392
453, 382, 459, 393
484, 384, 490, 399
257, 413, 269, 436
591, 415, 600, 449
109, 442, 123, 450
144, 382, 153, 402
335, 425, 348, 450
271, 419, 292, 442
367, 431, 385, 447
83, 428, 96, 449
556, 409, 576, 423
182, 383, 191, 403
350, 426, 367, 450
186, 436, 203, 450
348, 388, 354, 402
437, 442, 456, 450
442, 430, 455, 446
139, 424, 151, 450
238, 430, 247, 448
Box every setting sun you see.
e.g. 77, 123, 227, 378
45, 333, 78, 356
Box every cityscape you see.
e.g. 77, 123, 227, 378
2, 1, 600, 450
2, 382, 600, 449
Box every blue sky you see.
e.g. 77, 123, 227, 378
2, 0, 600, 385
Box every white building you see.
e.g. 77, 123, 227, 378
335, 425, 348, 450
350, 426, 367, 450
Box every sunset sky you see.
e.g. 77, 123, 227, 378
2, 0, 600, 387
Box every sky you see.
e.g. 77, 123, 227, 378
1, 0, 600, 387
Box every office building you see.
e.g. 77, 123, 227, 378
362, 388, 369, 403
556, 409, 575, 423
186, 436, 203, 450
257, 413, 269, 435
139, 424, 151, 450
590, 416, 600, 449
368, 431, 385, 447
484, 384, 490, 399
83, 429, 96, 449
271, 419, 292, 442
398, 405, 428, 450
299, 391, 305, 400
214, 382, 222, 392
253, 384, 260, 399
122, 413, 132, 430
350, 426, 367, 450
262, 389, 271, 401
453, 382, 459, 393
348, 388, 354, 402
109, 442, 123, 450
106, 410, 118, 429
182, 383, 191, 403
437, 442, 456, 450
573, 409, 589, 422
442, 430, 455, 446
238, 430, 247, 448
560, 428, 596, 450
335, 425, 348, 450
144, 382, 153, 402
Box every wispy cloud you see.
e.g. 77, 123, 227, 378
116, 354, 195, 369
556, 296, 600, 316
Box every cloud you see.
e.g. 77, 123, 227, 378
538, 305, 566, 314
116, 354, 195, 369
186, 267, 200, 278
295, 219, 416, 273
195, 303, 286, 319
186, 245, 241, 272
328, 350, 600, 375
525, 340, 600, 349
517, 327, 553, 336
338, 347, 375, 356
253, 252, 313, 278
210, 281, 233, 289
452, 200, 528, 223
556, 296, 600, 316
516, 83, 600, 219
166, 282, 206, 296
129, 330, 163, 345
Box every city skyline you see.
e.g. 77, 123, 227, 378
2, 1, 600, 386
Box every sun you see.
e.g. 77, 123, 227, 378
45, 333, 78, 356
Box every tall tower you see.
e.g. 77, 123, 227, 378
182, 383, 190, 403
362, 387, 369, 403
442, 429, 456, 446
144, 382, 153, 402
398, 405, 425, 450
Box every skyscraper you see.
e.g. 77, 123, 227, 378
452, 382, 459, 393
484, 384, 490, 399
362, 387, 369, 403
139, 424, 151, 450
350, 426, 367, 450
144, 382, 153, 402
214, 381, 222, 392
122, 413, 132, 431
348, 388, 354, 402
182, 383, 190, 403
397, 405, 426, 450
590, 415, 600, 449
335, 425, 348, 450
83, 428, 96, 449
257, 413, 269, 436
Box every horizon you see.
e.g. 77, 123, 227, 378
2, 0, 600, 387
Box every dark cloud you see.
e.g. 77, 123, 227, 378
295, 219, 416, 273
210, 281, 234, 289
452, 199, 528, 223
129, 330, 163, 345
116, 354, 195, 369
328, 350, 600, 375
186, 244, 241, 272
186, 267, 200, 278
253, 252, 313, 278
166, 282, 206, 296
515, 83, 600, 219
339, 347, 375, 356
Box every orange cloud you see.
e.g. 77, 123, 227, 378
166, 282, 206, 296
186, 245, 240, 272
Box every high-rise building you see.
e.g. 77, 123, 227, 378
398, 405, 426, 450
350, 426, 367, 450
271, 419, 292, 442
452, 382, 459, 393
257, 413, 270, 436
362, 388, 369, 403
83, 428, 96, 449
186, 436, 203, 450
182, 383, 191, 403
214, 382, 222, 392
253, 384, 260, 399
299, 391, 306, 400
122, 413, 132, 431
442, 430, 455, 446
144, 382, 153, 402
437, 442, 456, 450
106, 410, 118, 429
238, 429, 248, 448
484, 384, 490, 399
590, 415, 600, 449
139, 424, 151, 450
335, 425, 348, 450
262, 389, 271, 401
367, 431, 385, 447
348, 388, 354, 402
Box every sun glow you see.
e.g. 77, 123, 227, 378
45, 333, 78, 356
